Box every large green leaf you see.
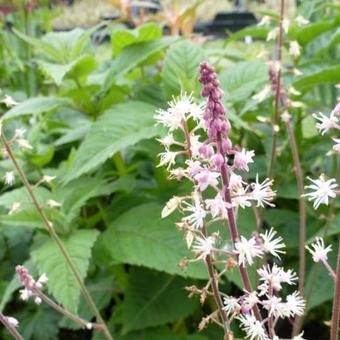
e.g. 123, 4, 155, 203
64, 101, 159, 182
161, 40, 204, 97
3, 96, 71, 120
293, 65, 340, 92
121, 267, 198, 333
100, 203, 207, 279
39, 55, 96, 86
31, 230, 99, 314
219, 60, 268, 103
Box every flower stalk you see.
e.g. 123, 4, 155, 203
0, 313, 23, 340
330, 239, 340, 340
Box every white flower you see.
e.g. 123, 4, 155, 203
313, 112, 338, 135
3, 171, 15, 186
155, 93, 203, 131
235, 236, 263, 267
284, 291, 305, 317
194, 169, 219, 191
242, 291, 259, 310
34, 296, 42, 305
8, 202, 21, 215
257, 264, 297, 292
295, 15, 309, 26
250, 175, 276, 207
161, 196, 183, 218
189, 134, 202, 158
257, 15, 271, 27
37, 273, 48, 285
17, 138, 32, 150
1, 95, 19, 107
252, 85, 271, 103
157, 151, 179, 170
157, 134, 175, 148
232, 186, 252, 209
332, 138, 340, 154
267, 27, 279, 41
234, 149, 255, 172
262, 296, 286, 318
260, 228, 285, 258
238, 314, 269, 340
223, 296, 240, 315
289, 41, 301, 58
13, 128, 26, 140
5, 316, 19, 328
86, 323, 93, 330
19, 288, 32, 301
306, 237, 332, 262
46, 199, 61, 208
304, 174, 337, 209
229, 172, 246, 190
41, 175, 56, 184
293, 332, 307, 340
205, 192, 229, 219
192, 235, 215, 260
183, 201, 207, 229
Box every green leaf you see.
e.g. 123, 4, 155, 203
121, 267, 197, 333
219, 60, 268, 103
64, 101, 159, 182
100, 203, 207, 279
3, 96, 71, 120
111, 22, 162, 56
39, 55, 96, 86
293, 65, 340, 92
106, 37, 178, 83
16, 305, 60, 340
31, 229, 99, 313
161, 40, 204, 97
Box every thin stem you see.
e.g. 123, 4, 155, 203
285, 116, 306, 337
35, 289, 103, 331
268, 0, 285, 179
0, 134, 113, 340
268, 284, 275, 338
321, 259, 337, 281
0, 313, 24, 340
330, 239, 340, 340
216, 134, 262, 322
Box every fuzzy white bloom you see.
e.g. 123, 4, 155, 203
194, 169, 219, 191
238, 314, 269, 340
252, 85, 271, 103
267, 27, 279, 41
3, 171, 15, 186
19, 288, 32, 301
332, 138, 340, 154
41, 175, 56, 184
157, 151, 179, 170
257, 264, 297, 292
16, 138, 32, 150
284, 291, 305, 317
289, 41, 301, 58
192, 235, 215, 260
223, 296, 240, 315
34, 296, 42, 305
229, 172, 246, 190
313, 112, 339, 135
205, 192, 229, 219
161, 196, 184, 218
234, 149, 255, 172
157, 134, 175, 148
8, 202, 21, 215
304, 174, 337, 209
232, 186, 252, 209
242, 291, 259, 311
154, 93, 203, 131
260, 228, 286, 258
46, 200, 61, 208
257, 15, 271, 27
1, 95, 19, 108
189, 134, 203, 158
295, 15, 309, 26
250, 175, 276, 208
5, 316, 19, 328
183, 201, 207, 229
262, 296, 286, 318
235, 236, 263, 267
306, 237, 332, 263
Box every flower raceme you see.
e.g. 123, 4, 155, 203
155, 62, 305, 339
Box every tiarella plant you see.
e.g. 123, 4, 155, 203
156, 62, 307, 340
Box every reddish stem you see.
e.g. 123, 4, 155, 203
330, 239, 340, 340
